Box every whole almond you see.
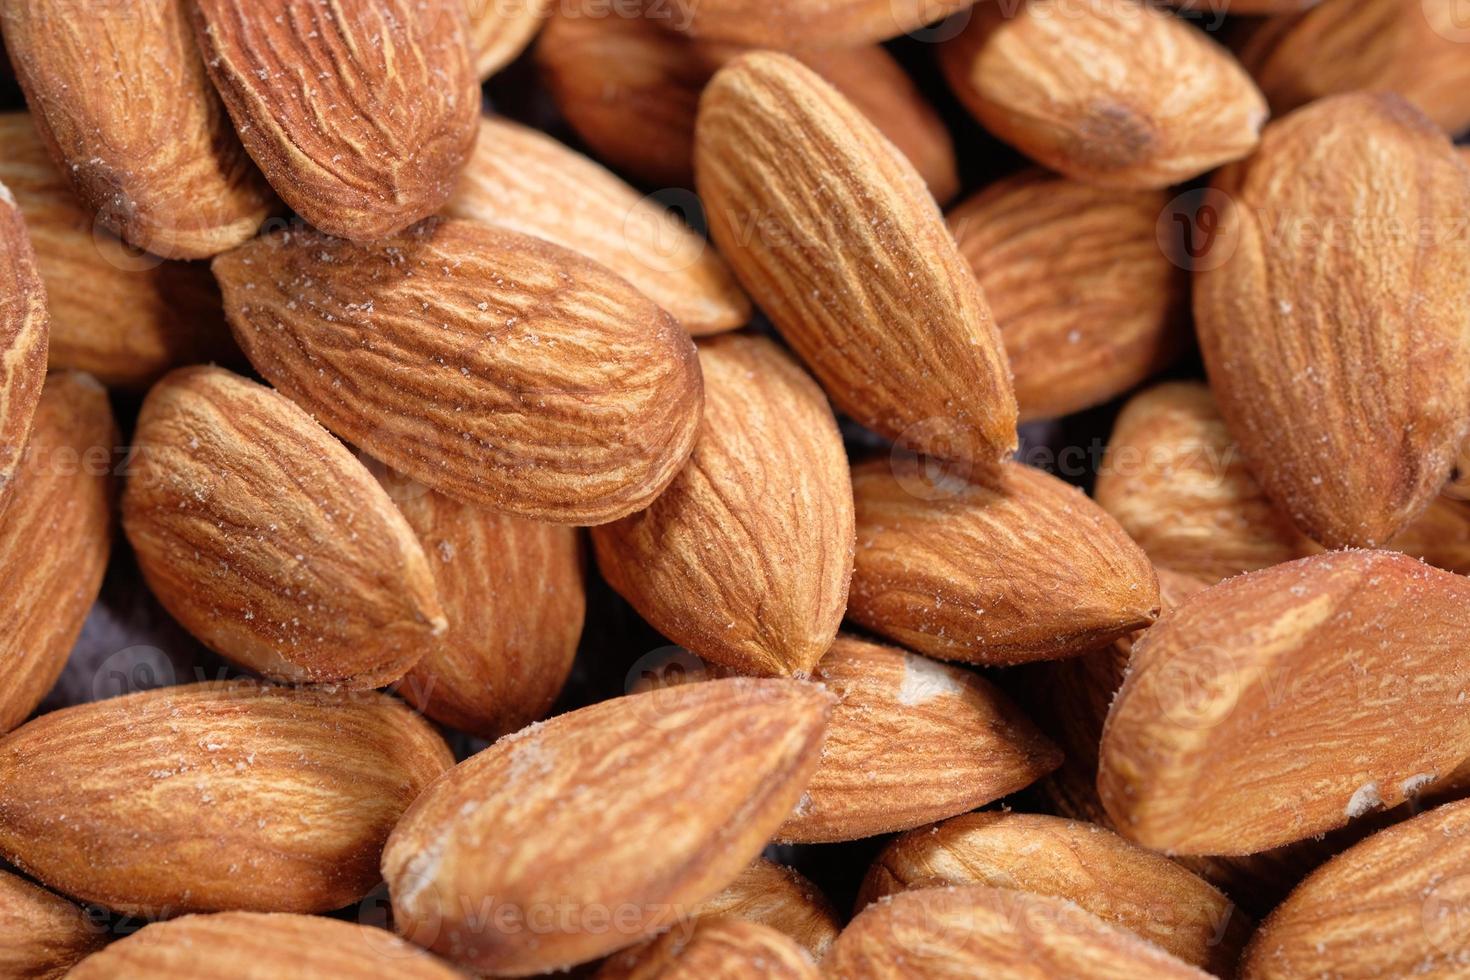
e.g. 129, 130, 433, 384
596, 918, 819, 980
382, 678, 833, 975
695, 52, 1016, 464
591, 334, 853, 678
214, 219, 703, 525
848, 458, 1160, 666
0, 173, 48, 516
0, 870, 104, 980
652, 0, 978, 46
1099, 551, 1470, 855
939, 0, 1266, 188
0, 0, 275, 258
776, 635, 1061, 843
465, 0, 551, 80
446, 115, 750, 335
0, 372, 117, 734
122, 366, 445, 689
192, 0, 479, 242
692, 859, 840, 959
0, 681, 453, 916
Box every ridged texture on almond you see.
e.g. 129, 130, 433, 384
0, 0, 275, 258
849, 458, 1160, 665
446, 115, 749, 335
1242, 799, 1470, 978
192, 0, 479, 242
653, 0, 977, 46
1100, 551, 1470, 855
0, 870, 104, 980
827, 885, 1211, 979
777, 635, 1061, 843
596, 918, 819, 980
0, 372, 117, 734
696, 52, 1015, 464
66, 912, 462, 979
592, 335, 852, 678
859, 812, 1248, 974
1169, 0, 1318, 8
948, 171, 1184, 422
0, 681, 453, 916
122, 366, 444, 688
691, 859, 840, 959
940, 0, 1265, 189
382, 468, 586, 740
466, 0, 551, 79
0, 174, 47, 517
1197, 94, 1470, 549
215, 219, 703, 524
382, 678, 834, 975
0, 113, 237, 389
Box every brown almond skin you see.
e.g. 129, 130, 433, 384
122, 366, 445, 689
940, 0, 1265, 189
66, 912, 463, 979
0, 372, 117, 734
776, 635, 1061, 843
466, 0, 551, 80
696, 52, 1015, 465
215, 219, 704, 525
591, 334, 853, 678
192, 0, 479, 242
0, 173, 48, 517
849, 458, 1160, 666
0, 870, 105, 980
382, 678, 834, 976
859, 812, 1249, 974
1196, 93, 1470, 550
1100, 551, 1470, 856
0, 0, 275, 258
691, 859, 840, 959
948, 171, 1184, 422
596, 918, 819, 980
0, 681, 454, 917
651, 0, 977, 46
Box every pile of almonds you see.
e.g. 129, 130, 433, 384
1, 0, 1469, 977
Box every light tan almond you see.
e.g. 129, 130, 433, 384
939, 0, 1266, 188
776, 635, 1061, 843
382, 678, 833, 975
0, 870, 104, 980
465, 0, 551, 79
695, 52, 1016, 464
0, 0, 275, 258
849, 458, 1160, 666
591, 334, 852, 678
214, 219, 703, 525
0, 681, 453, 916
691, 859, 840, 959
651, 0, 978, 46
596, 917, 819, 980
446, 115, 750, 335
122, 366, 445, 689
0, 172, 47, 517
192, 0, 479, 242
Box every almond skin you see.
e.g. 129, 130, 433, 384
695, 52, 1016, 464
214, 219, 704, 525
0, 372, 117, 734
122, 366, 445, 689
0, 870, 104, 980
66, 912, 463, 979
446, 115, 750, 336
192, 0, 479, 242
940, 0, 1266, 189
0, 172, 48, 517
0, 681, 453, 916
595, 918, 819, 980
0, 0, 275, 258
1099, 551, 1470, 856
382, 678, 834, 975
653, 0, 978, 46
591, 334, 853, 678
465, 0, 551, 80
776, 635, 1061, 843
691, 859, 840, 959
848, 458, 1160, 666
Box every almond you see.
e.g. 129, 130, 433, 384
446, 115, 750, 336
0, 171, 48, 516
695, 52, 1016, 464
939, 0, 1266, 189
0, 870, 104, 980
382, 678, 833, 975
848, 458, 1160, 666
776, 635, 1061, 843
691, 859, 840, 959
121, 366, 445, 689
1196, 93, 1470, 549
0, 681, 453, 916
591, 334, 853, 678
1099, 551, 1470, 856
214, 219, 704, 525
595, 917, 819, 980
192, 0, 479, 242
0, 0, 276, 258
653, 0, 978, 46
947, 170, 1185, 422
0, 372, 117, 734
465, 0, 551, 80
